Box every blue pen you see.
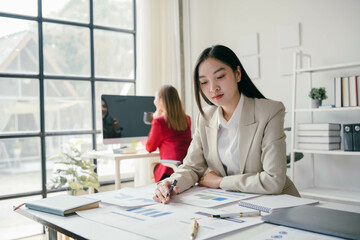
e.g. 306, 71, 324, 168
166, 179, 177, 198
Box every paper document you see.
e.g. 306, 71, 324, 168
85, 187, 156, 208
77, 203, 263, 240
238, 194, 319, 213
248, 226, 342, 240
173, 186, 259, 208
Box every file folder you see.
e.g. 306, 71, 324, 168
343, 124, 353, 151
353, 123, 360, 151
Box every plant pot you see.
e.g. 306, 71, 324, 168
311, 99, 322, 108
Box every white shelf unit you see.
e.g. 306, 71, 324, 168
290, 53, 360, 205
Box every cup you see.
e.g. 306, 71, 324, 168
143, 112, 153, 125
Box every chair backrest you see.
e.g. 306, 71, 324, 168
159, 159, 181, 171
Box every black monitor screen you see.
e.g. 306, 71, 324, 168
101, 94, 156, 144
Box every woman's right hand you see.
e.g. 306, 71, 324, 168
153, 180, 178, 204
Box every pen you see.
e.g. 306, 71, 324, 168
190, 219, 199, 240
209, 210, 261, 218
166, 179, 177, 198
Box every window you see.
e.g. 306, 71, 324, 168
0, 0, 136, 238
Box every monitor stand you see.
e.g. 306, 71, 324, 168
111, 143, 137, 154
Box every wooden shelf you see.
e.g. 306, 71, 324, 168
300, 187, 360, 206
295, 62, 360, 73
293, 149, 360, 156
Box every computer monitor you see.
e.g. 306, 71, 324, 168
101, 94, 156, 144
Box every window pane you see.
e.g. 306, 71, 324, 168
0, 0, 37, 16
94, 30, 134, 78
0, 78, 40, 133
0, 195, 42, 239
42, 0, 89, 23
95, 81, 134, 131
46, 135, 93, 188
45, 79, 91, 131
0, 17, 39, 74
95, 134, 135, 182
43, 23, 90, 76
0, 138, 41, 195
94, 0, 134, 30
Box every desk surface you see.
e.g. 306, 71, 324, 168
85, 149, 160, 160
16, 189, 360, 240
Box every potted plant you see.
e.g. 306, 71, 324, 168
308, 87, 328, 108
47, 141, 100, 196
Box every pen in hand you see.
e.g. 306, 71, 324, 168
190, 219, 199, 240
209, 210, 261, 218
166, 179, 177, 199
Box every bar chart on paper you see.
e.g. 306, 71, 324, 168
77, 203, 263, 240
85, 187, 156, 208
127, 207, 173, 218
173, 187, 259, 207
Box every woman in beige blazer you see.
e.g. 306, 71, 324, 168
154, 45, 300, 204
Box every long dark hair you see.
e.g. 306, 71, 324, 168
193, 45, 265, 117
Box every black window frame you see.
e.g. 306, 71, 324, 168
0, 0, 137, 200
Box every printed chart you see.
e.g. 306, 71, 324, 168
86, 187, 155, 208
77, 203, 263, 240
173, 187, 259, 207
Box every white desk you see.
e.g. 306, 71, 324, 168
16, 190, 360, 240
85, 150, 160, 189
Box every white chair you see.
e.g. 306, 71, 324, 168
150, 159, 181, 182
158, 159, 181, 170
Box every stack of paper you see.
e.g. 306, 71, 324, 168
297, 123, 341, 150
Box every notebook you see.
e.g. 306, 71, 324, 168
25, 194, 100, 216
262, 205, 360, 240
238, 194, 318, 213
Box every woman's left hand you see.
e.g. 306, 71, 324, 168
198, 171, 223, 189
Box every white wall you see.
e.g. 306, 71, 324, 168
182, 0, 360, 191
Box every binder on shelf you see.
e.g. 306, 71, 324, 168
343, 124, 353, 151
297, 123, 341, 131
341, 77, 350, 107
297, 130, 340, 137
297, 136, 341, 144
356, 75, 360, 106
297, 142, 340, 150
334, 77, 342, 107
349, 76, 357, 107
353, 123, 360, 151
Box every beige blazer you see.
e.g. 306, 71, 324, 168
168, 95, 300, 197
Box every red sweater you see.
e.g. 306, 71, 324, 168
146, 115, 192, 182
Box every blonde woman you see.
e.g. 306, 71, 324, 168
146, 85, 192, 182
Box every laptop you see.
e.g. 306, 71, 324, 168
262, 205, 360, 240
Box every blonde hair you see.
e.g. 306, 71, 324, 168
158, 85, 188, 131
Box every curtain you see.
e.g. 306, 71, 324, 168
136, 0, 182, 97
135, 0, 182, 186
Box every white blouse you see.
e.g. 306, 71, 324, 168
217, 95, 244, 175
